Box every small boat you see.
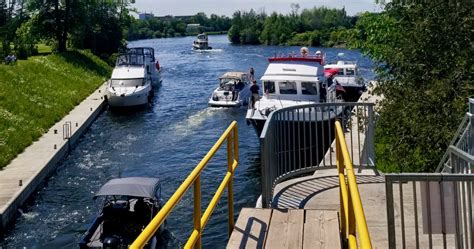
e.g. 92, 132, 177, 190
324, 60, 366, 102
79, 177, 164, 249
105, 47, 161, 107
209, 72, 251, 107
246, 48, 343, 137
192, 33, 212, 50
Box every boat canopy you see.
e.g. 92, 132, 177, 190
219, 72, 248, 80
94, 177, 161, 199
261, 75, 320, 82
261, 62, 323, 82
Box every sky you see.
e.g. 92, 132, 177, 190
130, 0, 383, 18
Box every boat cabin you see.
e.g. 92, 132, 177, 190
324, 61, 358, 77
260, 59, 325, 101
116, 47, 155, 67
218, 72, 249, 92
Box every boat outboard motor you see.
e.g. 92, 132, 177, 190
103, 235, 122, 249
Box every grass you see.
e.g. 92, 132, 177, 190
0, 50, 111, 169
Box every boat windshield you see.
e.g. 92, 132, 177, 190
110, 78, 144, 87
116, 54, 145, 66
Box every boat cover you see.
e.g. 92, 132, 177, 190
219, 72, 248, 79
94, 177, 161, 199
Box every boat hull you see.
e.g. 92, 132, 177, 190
106, 90, 151, 107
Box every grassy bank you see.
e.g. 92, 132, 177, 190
0, 50, 111, 169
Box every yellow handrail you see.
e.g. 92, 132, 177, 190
130, 121, 239, 249
335, 121, 372, 249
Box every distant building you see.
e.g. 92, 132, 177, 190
156, 15, 194, 22
186, 24, 201, 34
139, 12, 154, 20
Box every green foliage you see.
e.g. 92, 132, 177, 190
228, 6, 357, 47
0, 50, 111, 169
356, 2, 473, 172
126, 13, 231, 40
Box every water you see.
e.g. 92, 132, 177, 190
0, 35, 373, 248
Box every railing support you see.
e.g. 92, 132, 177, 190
130, 121, 239, 249
335, 121, 372, 249
193, 176, 202, 249
227, 134, 234, 237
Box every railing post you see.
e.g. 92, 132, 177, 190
385, 176, 396, 249
367, 104, 375, 167
194, 176, 202, 249
468, 99, 473, 156
227, 134, 234, 236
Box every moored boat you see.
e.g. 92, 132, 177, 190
246, 48, 343, 137
208, 72, 251, 107
105, 47, 161, 107
324, 60, 366, 102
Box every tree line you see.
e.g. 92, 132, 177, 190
228, 5, 358, 47
126, 12, 231, 40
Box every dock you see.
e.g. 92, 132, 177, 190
0, 83, 106, 232
227, 208, 340, 249
228, 84, 388, 248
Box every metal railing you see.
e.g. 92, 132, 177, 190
386, 147, 474, 249
260, 102, 375, 207
436, 112, 473, 173
335, 121, 372, 248
130, 121, 239, 249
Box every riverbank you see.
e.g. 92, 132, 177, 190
0, 50, 111, 169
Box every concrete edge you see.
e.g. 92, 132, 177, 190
0, 83, 107, 233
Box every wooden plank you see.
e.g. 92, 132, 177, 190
303, 210, 341, 249
287, 209, 304, 248
265, 209, 304, 248
227, 208, 272, 249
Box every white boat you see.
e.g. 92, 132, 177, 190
324, 60, 366, 102
209, 72, 251, 107
192, 33, 212, 50
246, 50, 343, 137
105, 47, 161, 107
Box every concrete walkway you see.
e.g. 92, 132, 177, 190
0, 83, 106, 231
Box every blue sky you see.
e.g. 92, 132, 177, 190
131, 0, 383, 17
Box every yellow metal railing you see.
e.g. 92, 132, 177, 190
335, 121, 372, 249
130, 121, 239, 249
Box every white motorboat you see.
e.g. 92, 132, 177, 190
246, 49, 343, 137
192, 33, 212, 50
209, 72, 251, 107
105, 47, 161, 107
324, 60, 366, 102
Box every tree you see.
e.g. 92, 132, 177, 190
356, 2, 473, 172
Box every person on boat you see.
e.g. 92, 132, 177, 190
250, 80, 259, 108
249, 67, 255, 81
315, 50, 322, 57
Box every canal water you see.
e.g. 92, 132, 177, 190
0, 35, 373, 248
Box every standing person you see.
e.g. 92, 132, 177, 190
249, 67, 255, 81
250, 80, 259, 108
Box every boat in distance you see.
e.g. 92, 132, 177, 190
324, 60, 366, 102
192, 33, 212, 50
209, 72, 251, 107
105, 47, 161, 107
246, 47, 343, 137
79, 177, 164, 249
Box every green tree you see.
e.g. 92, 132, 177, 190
356, 2, 473, 172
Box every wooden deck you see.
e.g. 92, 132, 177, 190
227, 208, 341, 249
